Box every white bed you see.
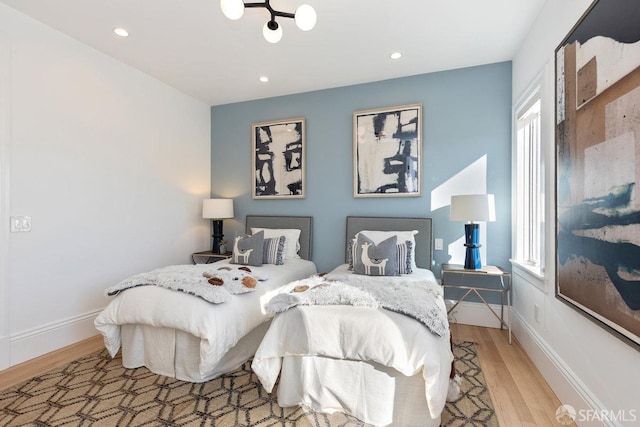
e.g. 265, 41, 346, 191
94, 215, 317, 382
252, 216, 453, 427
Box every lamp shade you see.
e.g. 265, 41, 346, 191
450, 194, 496, 222
202, 199, 234, 219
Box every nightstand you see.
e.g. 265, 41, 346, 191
192, 251, 232, 264
441, 263, 512, 344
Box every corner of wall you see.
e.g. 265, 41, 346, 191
0, 30, 11, 370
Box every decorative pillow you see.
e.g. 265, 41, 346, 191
231, 231, 264, 266
251, 228, 301, 259
348, 238, 413, 274
352, 234, 399, 276
347, 238, 357, 269
358, 230, 419, 271
397, 240, 413, 274
263, 236, 286, 265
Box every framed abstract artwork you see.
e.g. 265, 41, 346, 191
555, 0, 640, 349
353, 103, 422, 198
252, 117, 305, 199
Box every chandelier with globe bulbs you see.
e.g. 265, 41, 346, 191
220, 0, 317, 43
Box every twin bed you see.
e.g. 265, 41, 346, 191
94, 215, 317, 382
94, 215, 453, 427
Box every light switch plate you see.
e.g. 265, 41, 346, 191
434, 238, 443, 250
10, 216, 31, 232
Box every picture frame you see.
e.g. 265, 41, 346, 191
555, 0, 640, 349
353, 103, 422, 198
252, 117, 305, 199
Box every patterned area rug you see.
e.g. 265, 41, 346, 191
444, 341, 499, 426
0, 341, 496, 426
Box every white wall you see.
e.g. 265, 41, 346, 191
512, 1, 640, 425
0, 4, 212, 367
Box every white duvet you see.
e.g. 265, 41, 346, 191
252, 264, 453, 420
94, 258, 317, 378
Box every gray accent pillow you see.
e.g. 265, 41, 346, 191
352, 234, 399, 276
348, 237, 412, 274
231, 231, 264, 266
397, 240, 413, 274
263, 236, 286, 265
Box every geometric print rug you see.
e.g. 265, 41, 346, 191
443, 341, 498, 426
0, 341, 497, 426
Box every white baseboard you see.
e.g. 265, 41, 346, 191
450, 301, 617, 426
446, 299, 506, 329
9, 309, 102, 366
512, 312, 616, 427
0, 335, 9, 370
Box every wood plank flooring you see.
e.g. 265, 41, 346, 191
0, 335, 104, 391
1, 325, 565, 426
451, 323, 566, 426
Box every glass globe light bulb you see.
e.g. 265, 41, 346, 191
295, 4, 317, 31
220, 0, 244, 20
263, 21, 283, 43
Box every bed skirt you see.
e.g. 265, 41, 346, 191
120, 321, 271, 382
276, 355, 440, 427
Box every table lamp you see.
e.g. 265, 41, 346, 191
202, 199, 234, 253
450, 194, 496, 270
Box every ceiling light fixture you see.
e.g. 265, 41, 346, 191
259, 76, 269, 82
221, 0, 317, 43
113, 27, 129, 37
390, 52, 402, 60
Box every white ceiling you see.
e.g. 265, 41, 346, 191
0, 0, 546, 106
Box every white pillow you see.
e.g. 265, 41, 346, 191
357, 230, 419, 270
251, 228, 302, 259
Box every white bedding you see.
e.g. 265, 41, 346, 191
252, 264, 453, 426
94, 258, 317, 379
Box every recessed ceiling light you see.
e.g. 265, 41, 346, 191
113, 28, 129, 37
390, 52, 402, 60
259, 76, 269, 83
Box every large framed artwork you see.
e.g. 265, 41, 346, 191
252, 117, 305, 199
555, 0, 640, 349
353, 103, 422, 198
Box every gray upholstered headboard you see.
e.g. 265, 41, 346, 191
346, 216, 433, 269
245, 215, 313, 260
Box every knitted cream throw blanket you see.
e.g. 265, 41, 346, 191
264, 274, 448, 337
105, 265, 266, 304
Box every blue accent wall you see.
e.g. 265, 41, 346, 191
211, 62, 512, 286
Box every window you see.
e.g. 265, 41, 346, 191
514, 86, 544, 275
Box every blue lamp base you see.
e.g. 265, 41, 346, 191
211, 219, 224, 254
463, 223, 482, 270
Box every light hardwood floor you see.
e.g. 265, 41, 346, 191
0, 325, 566, 426
0, 335, 104, 391
451, 323, 567, 426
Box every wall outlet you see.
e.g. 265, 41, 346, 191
534, 303, 540, 323
10, 216, 32, 232
434, 238, 443, 250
